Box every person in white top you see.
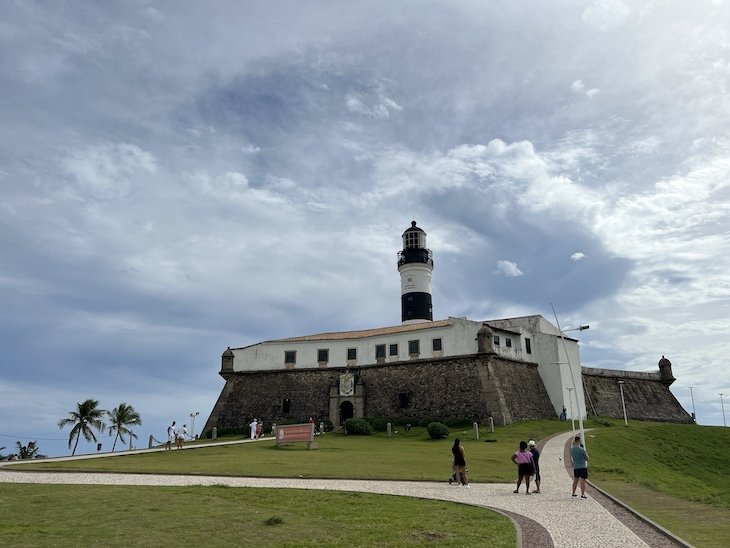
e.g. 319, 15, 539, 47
166, 421, 176, 450
249, 418, 257, 440
176, 424, 187, 449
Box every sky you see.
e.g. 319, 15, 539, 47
2, 0, 729, 457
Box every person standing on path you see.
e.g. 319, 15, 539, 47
570, 434, 589, 498
528, 440, 541, 493
249, 418, 258, 440
176, 423, 187, 449
451, 439, 469, 487
166, 421, 176, 450
511, 440, 534, 494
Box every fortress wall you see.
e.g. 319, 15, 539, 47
490, 358, 558, 421
206, 353, 557, 433
582, 370, 693, 424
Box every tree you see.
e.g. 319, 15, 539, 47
107, 402, 142, 451
58, 398, 106, 456
15, 440, 45, 459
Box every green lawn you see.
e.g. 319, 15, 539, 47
7, 419, 730, 547
0, 484, 515, 547
10, 419, 573, 482
587, 421, 730, 547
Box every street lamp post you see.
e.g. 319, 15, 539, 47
689, 387, 696, 422
618, 381, 628, 427
721, 394, 726, 427
190, 412, 200, 440
551, 303, 587, 451
566, 387, 576, 435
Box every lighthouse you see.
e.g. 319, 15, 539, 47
397, 221, 434, 324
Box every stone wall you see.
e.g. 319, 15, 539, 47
582, 368, 692, 424
202, 352, 557, 435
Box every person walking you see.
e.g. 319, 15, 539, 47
511, 440, 534, 494
166, 421, 176, 450
451, 439, 469, 487
571, 434, 589, 498
528, 440, 541, 493
176, 423, 187, 449
249, 418, 258, 440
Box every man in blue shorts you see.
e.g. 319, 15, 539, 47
570, 435, 589, 499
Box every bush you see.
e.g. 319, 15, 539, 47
394, 416, 419, 427
366, 416, 393, 432
344, 417, 374, 436
445, 417, 473, 428
215, 427, 247, 438
316, 418, 334, 432
426, 422, 450, 439
419, 416, 442, 427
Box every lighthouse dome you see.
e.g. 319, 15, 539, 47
402, 221, 427, 249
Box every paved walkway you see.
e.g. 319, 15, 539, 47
0, 432, 652, 547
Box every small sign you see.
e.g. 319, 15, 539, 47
275, 423, 317, 449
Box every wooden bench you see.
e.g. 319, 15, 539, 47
275, 423, 317, 450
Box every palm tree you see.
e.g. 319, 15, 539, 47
15, 440, 44, 459
58, 398, 106, 455
107, 402, 142, 451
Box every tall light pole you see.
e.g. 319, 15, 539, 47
190, 412, 200, 440
566, 387, 576, 435
552, 303, 587, 451
721, 394, 726, 427
618, 380, 628, 427
688, 387, 696, 422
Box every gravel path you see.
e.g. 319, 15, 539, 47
0, 432, 689, 547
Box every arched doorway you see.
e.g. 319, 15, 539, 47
339, 401, 354, 424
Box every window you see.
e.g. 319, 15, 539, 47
408, 340, 420, 355
432, 338, 442, 351
505, 338, 512, 348
389, 343, 399, 356
284, 350, 296, 364
317, 349, 329, 363
493, 335, 500, 346
347, 348, 357, 361
399, 393, 410, 408
375, 344, 386, 359
525, 338, 532, 354
282, 398, 291, 414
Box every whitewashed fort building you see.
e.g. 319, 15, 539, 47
202, 222, 691, 434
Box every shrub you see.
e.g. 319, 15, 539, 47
344, 417, 374, 435
316, 418, 334, 432
394, 416, 419, 427
216, 427, 247, 438
366, 416, 393, 432
445, 417, 473, 428
426, 422, 449, 439
419, 416, 442, 427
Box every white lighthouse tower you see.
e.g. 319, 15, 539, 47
397, 221, 433, 324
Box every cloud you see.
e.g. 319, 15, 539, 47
571, 252, 586, 261
495, 260, 524, 277
582, 0, 632, 31
61, 143, 157, 200
570, 79, 600, 98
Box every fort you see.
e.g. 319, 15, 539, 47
202, 222, 692, 435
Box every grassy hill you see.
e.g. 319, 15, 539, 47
7, 419, 730, 546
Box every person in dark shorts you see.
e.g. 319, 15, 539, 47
511, 440, 534, 494
528, 439, 541, 493
451, 438, 469, 487
570, 435, 589, 498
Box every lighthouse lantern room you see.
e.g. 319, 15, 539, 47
397, 221, 434, 324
